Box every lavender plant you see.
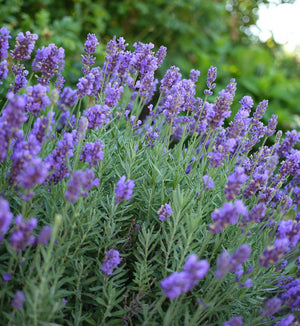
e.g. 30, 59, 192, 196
0, 27, 299, 326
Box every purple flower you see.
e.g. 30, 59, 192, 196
26, 84, 51, 116
37, 225, 52, 245
58, 87, 78, 111
160, 271, 191, 299
11, 64, 29, 93
30, 111, 55, 145
242, 203, 266, 225
277, 220, 300, 248
224, 316, 243, 326
189, 69, 200, 83
161, 255, 209, 299
215, 244, 251, 279
0, 60, 9, 84
101, 249, 121, 275
0, 27, 11, 60
32, 43, 65, 85
253, 99, 268, 120
224, 166, 248, 200
77, 116, 88, 140
157, 203, 172, 221
202, 175, 214, 191
104, 82, 124, 108
261, 297, 281, 316
0, 198, 13, 235
45, 130, 77, 184
204, 66, 217, 96
16, 158, 50, 190
276, 315, 295, 326
83, 104, 111, 130
65, 169, 99, 203
209, 200, 247, 233
10, 215, 37, 252
3, 272, 11, 282
11, 31, 38, 61
240, 278, 252, 288
160, 66, 181, 94
55, 73, 65, 90
84, 33, 99, 55
115, 176, 135, 204
80, 140, 104, 167
259, 238, 289, 268
11, 290, 25, 310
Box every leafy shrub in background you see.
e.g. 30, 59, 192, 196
0, 28, 300, 325
1, 0, 300, 131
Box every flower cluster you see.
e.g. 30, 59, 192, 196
115, 176, 135, 204
101, 250, 121, 276
157, 203, 172, 221
160, 254, 209, 299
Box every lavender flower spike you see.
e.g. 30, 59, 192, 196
157, 203, 172, 221
224, 316, 243, 326
115, 176, 135, 204
11, 31, 38, 61
0, 198, 13, 235
101, 250, 121, 275
11, 290, 25, 310
0, 27, 11, 60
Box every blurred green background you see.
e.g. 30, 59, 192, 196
1, 0, 300, 131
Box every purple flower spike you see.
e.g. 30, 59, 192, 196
84, 33, 99, 55
224, 316, 243, 326
11, 31, 38, 61
101, 249, 121, 275
11, 290, 25, 310
0, 198, 13, 235
10, 215, 37, 252
261, 297, 281, 316
0, 27, 11, 60
209, 200, 247, 233
3, 272, 11, 282
32, 43, 65, 85
161, 255, 209, 299
157, 203, 172, 221
0, 60, 9, 84
37, 225, 52, 245
202, 175, 214, 191
115, 176, 135, 204
26, 84, 51, 116
58, 87, 78, 111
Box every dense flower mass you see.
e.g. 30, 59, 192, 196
0, 27, 300, 325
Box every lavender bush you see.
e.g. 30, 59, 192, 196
0, 27, 299, 325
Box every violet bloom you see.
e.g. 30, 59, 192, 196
224, 166, 248, 201
16, 158, 50, 190
204, 66, 217, 96
215, 244, 251, 279
160, 66, 181, 94
0, 198, 13, 235
77, 116, 88, 140
3, 273, 11, 282
101, 249, 121, 275
202, 175, 214, 191
11, 31, 38, 61
65, 169, 99, 203
276, 315, 295, 326
80, 140, 104, 167
104, 82, 124, 108
115, 176, 135, 204
261, 297, 281, 316
160, 255, 209, 299
83, 104, 111, 130
209, 200, 247, 233
277, 219, 300, 249
224, 316, 243, 326
0, 27, 11, 60
26, 84, 51, 116
32, 43, 65, 85
0, 60, 9, 84
37, 225, 52, 245
157, 203, 172, 222
11, 290, 25, 310
259, 238, 289, 268
10, 215, 37, 252
58, 87, 78, 111
11, 64, 29, 93
84, 33, 99, 55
